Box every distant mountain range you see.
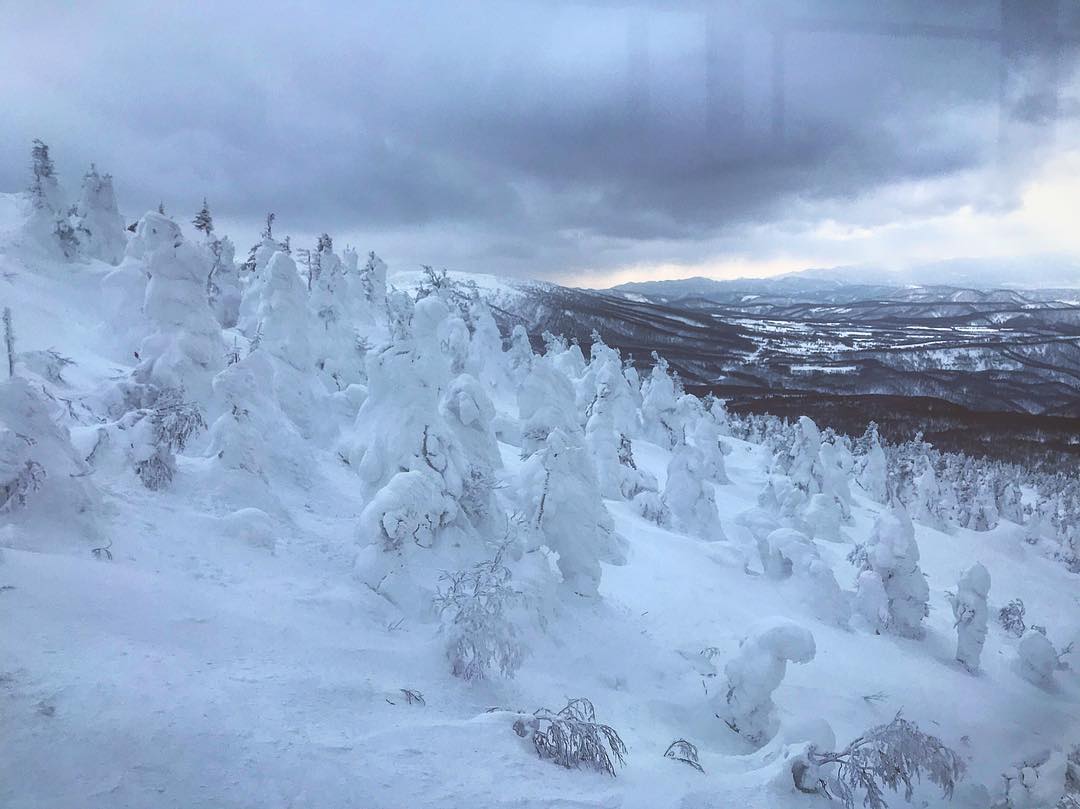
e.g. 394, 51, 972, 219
461, 269, 1080, 465
609, 256, 1080, 298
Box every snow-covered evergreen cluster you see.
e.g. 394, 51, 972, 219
1, 143, 1077, 809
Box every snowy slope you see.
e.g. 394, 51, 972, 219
0, 193, 1078, 809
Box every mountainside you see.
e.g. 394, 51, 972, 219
480, 274, 1080, 465
1, 182, 1078, 809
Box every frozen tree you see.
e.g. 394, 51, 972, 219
664, 442, 725, 540
849, 508, 928, 638
759, 528, 849, 626
716, 619, 816, 746
254, 251, 311, 371
788, 416, 823, 494
518, 427, 622, 597
806, 713, 965, 809
640, 354, 682, 448
912, 459, 951, 531
237, 215, 285, 334
133, 213, 224, 402
25, 139, 78, 258
853, 569, 891, 635
440, 373, 503, 529
517, 357, 579, 457
433, 545, 524, 681
514, 698, 627, 777
192, 198, 214, 236
803, 493, 845, 543
1016, 629, 1059, 687
465, 289, 509, 396
855, 423, 888, 504
356, 250, 388, 311
690, 409, 729, 484
74, 164, 126, 264
206, 234, 240, 329
968, 481, 1000, 531
633, 489, 672, 527
0, 377, 100, 552
123, 392, 207, 489
998, 598, 1027, 637
507, 324, 534, 383
946, 563, 990, 672
818, 439, 853, 520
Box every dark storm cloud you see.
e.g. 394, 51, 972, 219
1, 0, 1077, 277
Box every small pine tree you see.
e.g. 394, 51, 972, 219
316, 232, 332, 253
192, 198, 214, 236
157, 202, 166, 215
261, 212, 275, 240
29, 139, 55, 209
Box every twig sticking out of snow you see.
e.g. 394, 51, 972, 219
664, 739, 704, 773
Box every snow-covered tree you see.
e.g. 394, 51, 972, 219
664, 442, 725, 540
254, 251, 311, 372
206, 234, 240, 329
758, 527, 849, 625
518, 357, 579, 457
947, 563, 990, 672
850, 508, 929, 638
133, 213, 224, 402
74, 164, 126, 265
855, 422, 888, 504
518, 427, 623, 597
690, 408, 729, 484
25, 139, 78, 258
716, 619, 816, 746
440, 373, 503, 530
968, 481, 1000, 531
0, 377, 101, 553
1016, 629, 1059, 688
640, 354, 682, 448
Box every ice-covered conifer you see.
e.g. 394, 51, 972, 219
440, 374, 502, 528
507, 324, 534, 383
237, 222, 285, 335
911, 459, 950, 531
850, 508, 929, 638
855, 422, 888, 504
968, 481, 1000, 531
803, 493, 845, 543
640, 353, 682, 448
255, 251, 311, 372
853, 569, 890, 634
818, 439, 852, 520
789, 416, 823, 494
518, 427, 622, 597
134, 217, 224, 402
0, 378, 101, 553
759, 528, 849, 625
664, 442, 725, 540
465, 289, 509, 396
1016, 629, 1058, 687
716, 620, 816, 746
518, 357, 579, 457
947, 563, 990, 672
74, 165, 125, 265
206, 234, 240, 329
690, 408, 729, 483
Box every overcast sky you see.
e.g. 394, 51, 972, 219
3, 1, 1079, 286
